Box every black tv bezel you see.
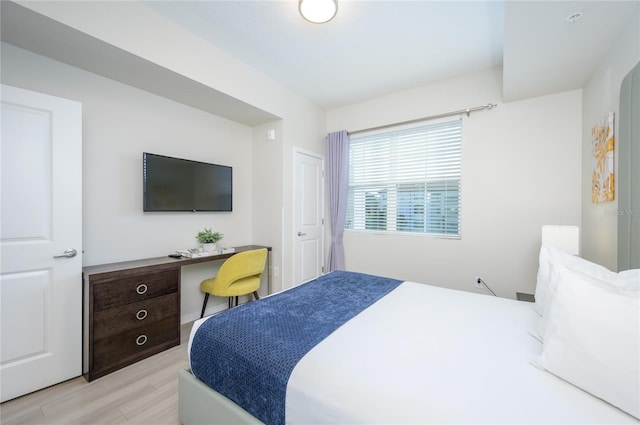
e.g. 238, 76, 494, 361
143, 152, 232, 212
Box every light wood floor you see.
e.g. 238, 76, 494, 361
0, 322, 194, 425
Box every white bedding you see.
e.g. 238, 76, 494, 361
190, 281, 638, 424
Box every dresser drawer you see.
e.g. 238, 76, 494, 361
93, 269, 178, 311
93, 293, 178, 340
92, 316, 179, 373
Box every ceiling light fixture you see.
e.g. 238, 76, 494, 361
566, 11, 583, 23
299, 0, 338, 24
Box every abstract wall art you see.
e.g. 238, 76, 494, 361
592, 112, 615, 203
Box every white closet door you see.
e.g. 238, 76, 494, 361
293, 150, 324, 286
1, 85, 82, 402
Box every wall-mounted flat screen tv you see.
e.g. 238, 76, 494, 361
143, 152, 232, 212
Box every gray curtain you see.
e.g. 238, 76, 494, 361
327, 130, 350, 271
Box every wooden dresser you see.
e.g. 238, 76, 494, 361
82, 245, 271, 381
83, 262, 181, 381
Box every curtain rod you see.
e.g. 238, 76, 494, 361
348, 103, 497, 136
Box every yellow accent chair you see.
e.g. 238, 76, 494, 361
199, 248, 268, 318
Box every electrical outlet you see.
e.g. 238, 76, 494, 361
474, 277, 483, 289
272, 266, 280, 278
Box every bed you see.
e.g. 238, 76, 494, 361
179, 251, 640, 425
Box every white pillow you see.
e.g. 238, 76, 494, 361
533, 265, 640, 419
533, 259, 640, 342
614, 269, 640, 293
534, 246, 618, 317
534, 263, 564, 341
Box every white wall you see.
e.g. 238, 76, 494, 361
5, 1, 328, 298
12, 0, 327, 294
327, 68, 582, 297
1, 43, 260, 322
581, 8, 640, 271
252, 120, 284, 291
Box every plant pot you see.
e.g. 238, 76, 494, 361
202, 243, 217, 253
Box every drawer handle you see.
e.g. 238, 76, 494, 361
136, 284, 148, 295
136, 335, 148, 346
136, 309, 148, 320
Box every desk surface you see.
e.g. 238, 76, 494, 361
83, 245, 271, 280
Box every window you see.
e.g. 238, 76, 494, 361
346, 119, 462, 238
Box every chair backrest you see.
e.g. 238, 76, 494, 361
215, 248, 268, 286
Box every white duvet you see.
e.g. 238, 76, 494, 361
286, 282, 637, 424
191, 281, 638, 424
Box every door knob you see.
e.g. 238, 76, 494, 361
53, 248, 78, 259
297, 232, 307, 237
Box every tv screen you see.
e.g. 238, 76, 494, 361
143, 152, 232, 212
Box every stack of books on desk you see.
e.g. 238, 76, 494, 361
188, 251, 215, 258
177, 247, 236, 258
176, 249, 214, 258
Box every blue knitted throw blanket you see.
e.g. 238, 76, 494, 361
190, 270, 402, 425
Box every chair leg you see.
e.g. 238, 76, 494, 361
253, 291, 260, 301
235, 296, 239, 307
200, 293, 209, 318
228, 297, 233, 309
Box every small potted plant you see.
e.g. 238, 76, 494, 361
196, 228, 223, 252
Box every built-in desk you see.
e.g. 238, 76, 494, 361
82, 245, 271, 381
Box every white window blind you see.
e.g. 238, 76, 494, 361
346, 118, 462, 238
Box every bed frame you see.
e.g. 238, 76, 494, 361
178, 368, 264, 425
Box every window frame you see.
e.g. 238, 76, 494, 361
345, 117, 462, 239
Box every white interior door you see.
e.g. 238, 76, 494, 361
293, 150, 324, 285
1, 85, 82, 402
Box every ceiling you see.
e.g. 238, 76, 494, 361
145, 0, 504, 108
145, 0, 638, 108
2, 1, 638, 120
0, 1, 280, 125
